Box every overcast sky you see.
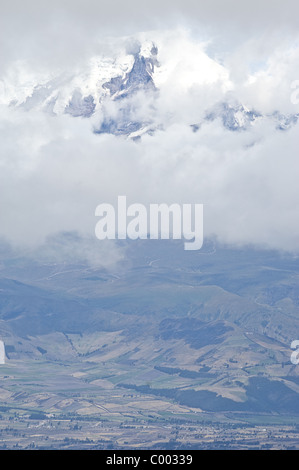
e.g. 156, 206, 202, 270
0, 1, 299, 265
1, 0, 299, 69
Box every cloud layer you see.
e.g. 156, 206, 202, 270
1, 4, 299, 264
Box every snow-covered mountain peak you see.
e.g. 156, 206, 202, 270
1, 37, 298, 139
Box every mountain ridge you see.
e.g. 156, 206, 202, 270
3, 42, 298, 138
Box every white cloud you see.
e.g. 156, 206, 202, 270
0, 15, 299, 261
0, 90, 298, 257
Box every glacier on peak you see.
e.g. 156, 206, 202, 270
102, 44, 158, 100
94, 45, 158, 136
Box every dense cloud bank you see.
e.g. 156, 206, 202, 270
0, 2, 299, 265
